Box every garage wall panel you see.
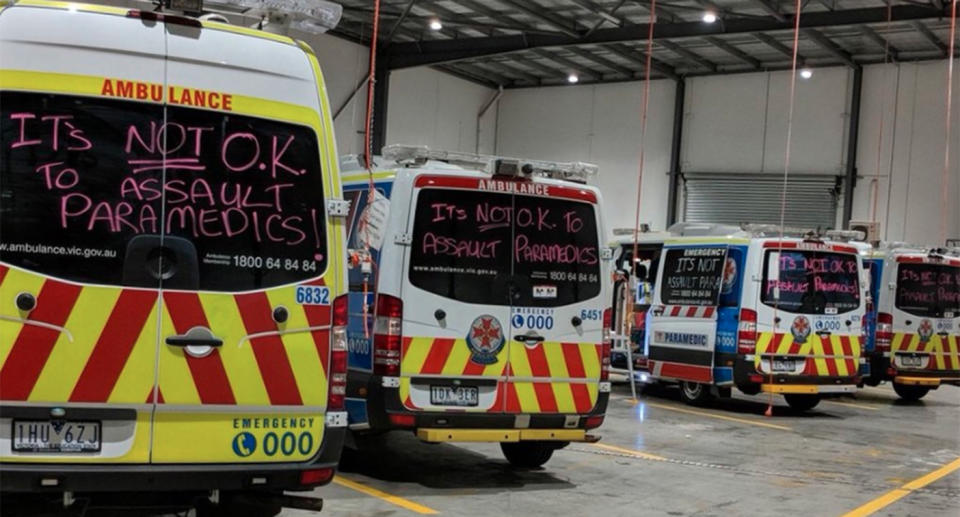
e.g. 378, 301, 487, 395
496, 80, 676, 233
851, 61, 960, 246
386, 67, 496, 154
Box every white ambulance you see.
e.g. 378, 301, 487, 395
863, 245, 960, 399
339, 146, 612, 468
1, 1, 347, 514
613, 224, 868, 411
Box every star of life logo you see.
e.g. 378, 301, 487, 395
466, 315, 505, 365
791, 315, 811, 344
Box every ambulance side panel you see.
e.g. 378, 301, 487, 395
0, 4, 166, 465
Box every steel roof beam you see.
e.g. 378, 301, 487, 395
533, 48, 603, 79
750, 0, 786, 22
567, 46, 637, 77
860, 25, 900, 62
567, 0, 626, 26
913, 21, 948, 56
434, 64, 505, 88
753, 32, 806, 65
480, 60, 543, 84
603, 43, 679, 80
705, 36, 761, 68
496, 0, 583, 38
658, 39, 718, 72
384, 4, 946, 68
803, 28, 857, 67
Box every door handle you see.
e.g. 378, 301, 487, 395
514, 334, 545, 344
166, 326, 223, 348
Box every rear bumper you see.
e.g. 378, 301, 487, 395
865, 353, 960, 386
416, 428, 597, 443
760, 383, 857, 394
349, 371, 609, 437
0, 427, 345, 493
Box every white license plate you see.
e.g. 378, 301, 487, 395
900, 355, 923, 367
772, 359, 796, 372
13, 420, 101, 453
430, 386, 479, 407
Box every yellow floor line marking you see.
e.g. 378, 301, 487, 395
840, 457, 960, 517
590, 442, 667, 461
823, 399, 881, 411
333, 475, 439, 515
644, 401, 793, 431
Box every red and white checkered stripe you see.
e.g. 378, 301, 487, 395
660, 305, 716, 318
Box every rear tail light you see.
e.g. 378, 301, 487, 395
299, 468, 334, 486
876, 312, 893, 352
388, 413, 416, 428
328, 294, 348, 411
737, 308, 757, 354
602, 307, 613, 344
374, 294, 403, 377
601, 307, 612, 381
584, 415, 605, 429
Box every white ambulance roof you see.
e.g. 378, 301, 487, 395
1, 1, 319, 109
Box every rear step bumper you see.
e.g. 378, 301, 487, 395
0, 428, 344, 493
760, 384, 857, 394
416, 428, 597, 443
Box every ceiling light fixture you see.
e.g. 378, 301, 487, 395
428, 17, 442, 31
800, 68, 813, 79
702, 11, 717, 23
567, 73, 579, 84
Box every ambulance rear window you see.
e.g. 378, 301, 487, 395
761, 249, 860, 314
895, 263, 960, 318
408, 187, 601, 307
0, 92, 327, 291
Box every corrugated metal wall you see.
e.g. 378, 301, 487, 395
682, 173, 842, 229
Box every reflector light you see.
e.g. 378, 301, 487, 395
329, 294, 348, 410
388, 413, 416, 428
876, 312, 893, 352
584, 415, 604, 429
374, 294, 403, 377
299, 468, 334, 486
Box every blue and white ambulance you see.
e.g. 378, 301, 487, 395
862, 244, 960, 400
615, 224, 868, 411
338, 146, 612, 468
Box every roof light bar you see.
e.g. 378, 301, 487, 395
382, 144, 598, 184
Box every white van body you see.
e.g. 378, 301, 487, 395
612, 224, 867, 411
339, 147, 611, 468
864, 246, 960, 400
0, 0, 347, 503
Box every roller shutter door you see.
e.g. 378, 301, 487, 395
682, 173, 842, 229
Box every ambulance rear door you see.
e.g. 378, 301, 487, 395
400, 174, 513, 413
756, 242, 863, 379
149, 24, 340, 463
888, 255, 960, 373
504, 182, 606, 416
648, 245, 727, 384
0, 4, 166, 464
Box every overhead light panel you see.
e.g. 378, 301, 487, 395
800, 68, 813, 79
567, 73, 579, 84
702, 11, 717, 23
428, 17, 442, 31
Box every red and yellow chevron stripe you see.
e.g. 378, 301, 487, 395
398, 336, 602, 415
754, 331, 861, 377
891, 332, 960, 371
0, 264, 334, 463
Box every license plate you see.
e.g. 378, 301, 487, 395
900, 355, 923, 367
430, 386, 479, 407
12, 420, 101, 453
772, 359, 796, 372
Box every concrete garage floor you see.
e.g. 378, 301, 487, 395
290, 382, 960, 517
